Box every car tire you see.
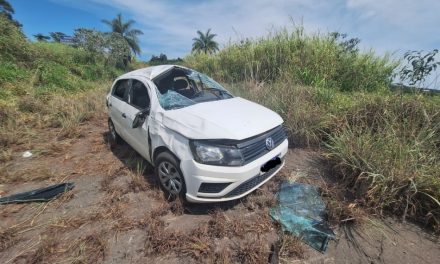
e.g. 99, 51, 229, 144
155, 151, 187, 201
108, 118, 122, 146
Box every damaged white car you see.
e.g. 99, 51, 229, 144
106, 65, 288, 203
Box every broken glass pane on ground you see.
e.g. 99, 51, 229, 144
270, 182, 335, 252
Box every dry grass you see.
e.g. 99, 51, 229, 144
69, 233, 107, 264
138, 202, 277, 263
0, 81, 109, 158
278, 233, 305, 261
24, 235, 58, 264
242, 181, 279, 211
0, 226, 20, 252
127, 163, 151, 193
232, 235, 270, 263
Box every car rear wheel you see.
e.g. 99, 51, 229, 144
108, 118, 122, 145
155, 152, 186, 201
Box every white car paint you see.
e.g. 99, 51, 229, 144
159, 97, 283, 140
107, 65, 288, 203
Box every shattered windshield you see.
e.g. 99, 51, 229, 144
154, 67, 233, 110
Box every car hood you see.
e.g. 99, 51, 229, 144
158, 97, 283, 140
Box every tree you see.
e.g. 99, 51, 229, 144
0, 0, 21, 27
101, 13, 143, 57
33, 33, 50, 42
72, 28, 130, 69
72, 28, 106, 53
0, 0, 13, 14
399, 49, 440, 88
330, 32, 360, 53
50, 32, 67, 43
192, 29, 219, 54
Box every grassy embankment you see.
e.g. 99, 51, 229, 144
1, 13, 439, 232
0, 16, 129, 169
185, 28, 440, 231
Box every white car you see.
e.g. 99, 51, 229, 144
106, 65, 288, 203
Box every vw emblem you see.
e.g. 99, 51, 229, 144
265, 137, 275, 150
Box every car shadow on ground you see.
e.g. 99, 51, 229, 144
102, 131, 242, 214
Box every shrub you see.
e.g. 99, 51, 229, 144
185, 27, 440, 231
185, 27, 396, 92
326, 95, 440, 229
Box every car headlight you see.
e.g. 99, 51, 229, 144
189, 140, 244, 166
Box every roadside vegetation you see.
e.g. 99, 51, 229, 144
185, 28, 440, 231
0, 13, 144, 169
1, 0, 439, 261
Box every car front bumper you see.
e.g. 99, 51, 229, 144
180, 139, 288, 203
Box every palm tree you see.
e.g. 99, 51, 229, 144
192, 29, 219, 54
33, 33, 50, 42
1, 0, 21, 27
101, 13, 143, 56
50, 32, 67, 43
0, 0, 14, 15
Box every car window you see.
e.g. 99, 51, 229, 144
153, 67, 233, 110
112, 79, 129, 101
130, 80, 150, 109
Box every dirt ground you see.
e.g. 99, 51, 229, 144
1, 118, 439, 263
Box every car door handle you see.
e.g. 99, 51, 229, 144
122, 113, 126, 118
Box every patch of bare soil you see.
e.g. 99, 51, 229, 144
0, 118, 439, 263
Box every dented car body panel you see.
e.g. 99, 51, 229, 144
106, 65, 288, 203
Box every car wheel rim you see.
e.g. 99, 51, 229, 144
158, 161, 182, 195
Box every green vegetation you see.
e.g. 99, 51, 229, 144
399, 49, 440, 88
0, 16, 123, 98
101, 13, 144, 57
191, 29, 220, 54
33, 33, 50, 42
185, 27, 440, 231
1, 0, 439, 232
186, 28, 395, 91
0, 14, 124, 161
49, 31, 67, 43
0, 0, 20, 27
148, 53, 183, 66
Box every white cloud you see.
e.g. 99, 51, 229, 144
345, 0, 440, 51
60, 0, 440, 59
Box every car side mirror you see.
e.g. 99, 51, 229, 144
132, 107, 150, 128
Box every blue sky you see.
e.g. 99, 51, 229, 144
9, 0, 440, 63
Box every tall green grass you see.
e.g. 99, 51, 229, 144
185, 27, 440, 231
0, 15, 123, 99
186, 28, 396, 92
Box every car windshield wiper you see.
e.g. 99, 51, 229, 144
202, 87, 232, 98
167, 104, 190, 110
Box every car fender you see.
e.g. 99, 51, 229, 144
149, 117, 193, 168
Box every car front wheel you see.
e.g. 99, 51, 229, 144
155, 152, 186, 200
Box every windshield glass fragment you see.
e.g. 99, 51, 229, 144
154, 67, 233, 110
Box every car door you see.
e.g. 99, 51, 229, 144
124, 78, 151, 161
108, 79, 130, 140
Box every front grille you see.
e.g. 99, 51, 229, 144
224, 161, 282, 198
239, 126, 287, 164
198, 182, 231, 193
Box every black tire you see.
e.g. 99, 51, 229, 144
155, 151, 187, 201
108, 118, 122, 146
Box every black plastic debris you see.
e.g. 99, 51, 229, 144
270, 182, 335, 253
0, 182, 75, 205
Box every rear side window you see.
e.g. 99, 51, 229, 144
130, 80, 150, 109
112, 79, 129, 101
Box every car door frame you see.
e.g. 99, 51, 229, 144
108, 78, 131, 140
123, 77, 152, 161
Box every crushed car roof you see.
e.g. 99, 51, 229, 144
118, 65, 190, 80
